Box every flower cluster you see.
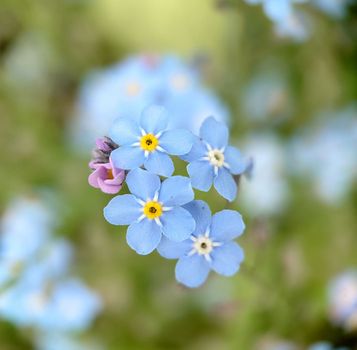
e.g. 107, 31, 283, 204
71, 55, 228, 150
90, 105, 248, 288
0, 196, 102, 346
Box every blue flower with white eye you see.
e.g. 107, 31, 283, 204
183, 117, 246, 201
157, 200, 245, 288
104, 168, 196, 255
109, 105, 194, 177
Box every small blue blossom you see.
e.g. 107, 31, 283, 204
289, 105, 357, 204
242, 70, 291, 121
109, 105, 194, 177
328, 270, 357, 331
241, 133, 289, 216
104, 168, 196, 255
245, 0, 309, 41
308, 342, 349, 350
312, 0, 352, 18
183, 117, 246, 201
0, 276, 101, 332
36, 332, 102, 350
274, 10, 310, 42
157, 200, 245, 288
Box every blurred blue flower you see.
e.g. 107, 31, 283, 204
183, 117, 246, 201
240, 133, 289, 216
158, 200, 245, 288
109, 105, 194, 177
242, 70, 291, 121
0, 195, 102, 336
0, 276, 101, 332
312, 0, 352, 18
289, 105, 357, 204
71, 54, 229, 150
274, 10, 310, 42
36, 332, 102, 350
328, 270, 357, 331
308, 342, 349, 350
0, 197, 56, 287
40, 278, 102, 332
104, 168, 195, 255
245, 0, 309, 41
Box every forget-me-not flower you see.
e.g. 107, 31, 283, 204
104, 168, 196, 255
183, 117, 246, 201
109, 105, 194, 177
158, 200, 245, 288
328, 270, 357, 331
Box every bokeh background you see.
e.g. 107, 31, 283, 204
1, 0, 357, 349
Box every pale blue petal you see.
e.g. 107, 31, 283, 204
126, 168, 161, 201
109, 117, 140, 145
183, 200, 211, 237
159, 129, 194, 155
159, 176, 194, 206
126, 219, 162, 255
161, 207, 195, 242
187, 160, 214, 191
110, 146, 145, 170
210, 209, 245, 241
214, 167, 237, 201
144, 151, 174, 177
157, 236, 192, 259
180, 137, 206, 162
210, 242, 244, 276
264, 0, 292, 21
140, 105, 168, 134
103, 194, 141, 225
199, 117, 228, 149
175, 255, 210, 288
224, 146, 246, 175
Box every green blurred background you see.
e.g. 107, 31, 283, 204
0, 0, 356, 349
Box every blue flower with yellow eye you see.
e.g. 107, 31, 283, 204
157, 200, 245, 288
104, 168, 196, 255
109, 105, 194, 177
183, 117, 246, 201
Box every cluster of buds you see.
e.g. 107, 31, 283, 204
88, 137, 126, 194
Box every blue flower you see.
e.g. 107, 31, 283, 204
157, 200, 245, 288
104, 168, 196, 255
308, 342, 349, 350
183, 117, 246, 201
312, 0, 352, 18
109, 105, 194, 177
0, 276, 101, 332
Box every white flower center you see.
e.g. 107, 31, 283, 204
193, 235, 214, 255
207, 149, 225, 167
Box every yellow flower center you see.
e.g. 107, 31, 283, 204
140, 134, 159, 152
143, 201, 163, 220
194, 236, 213, 255
125, 81, 141, 96
107, 169, 114, 179
207, 149, 225, 167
